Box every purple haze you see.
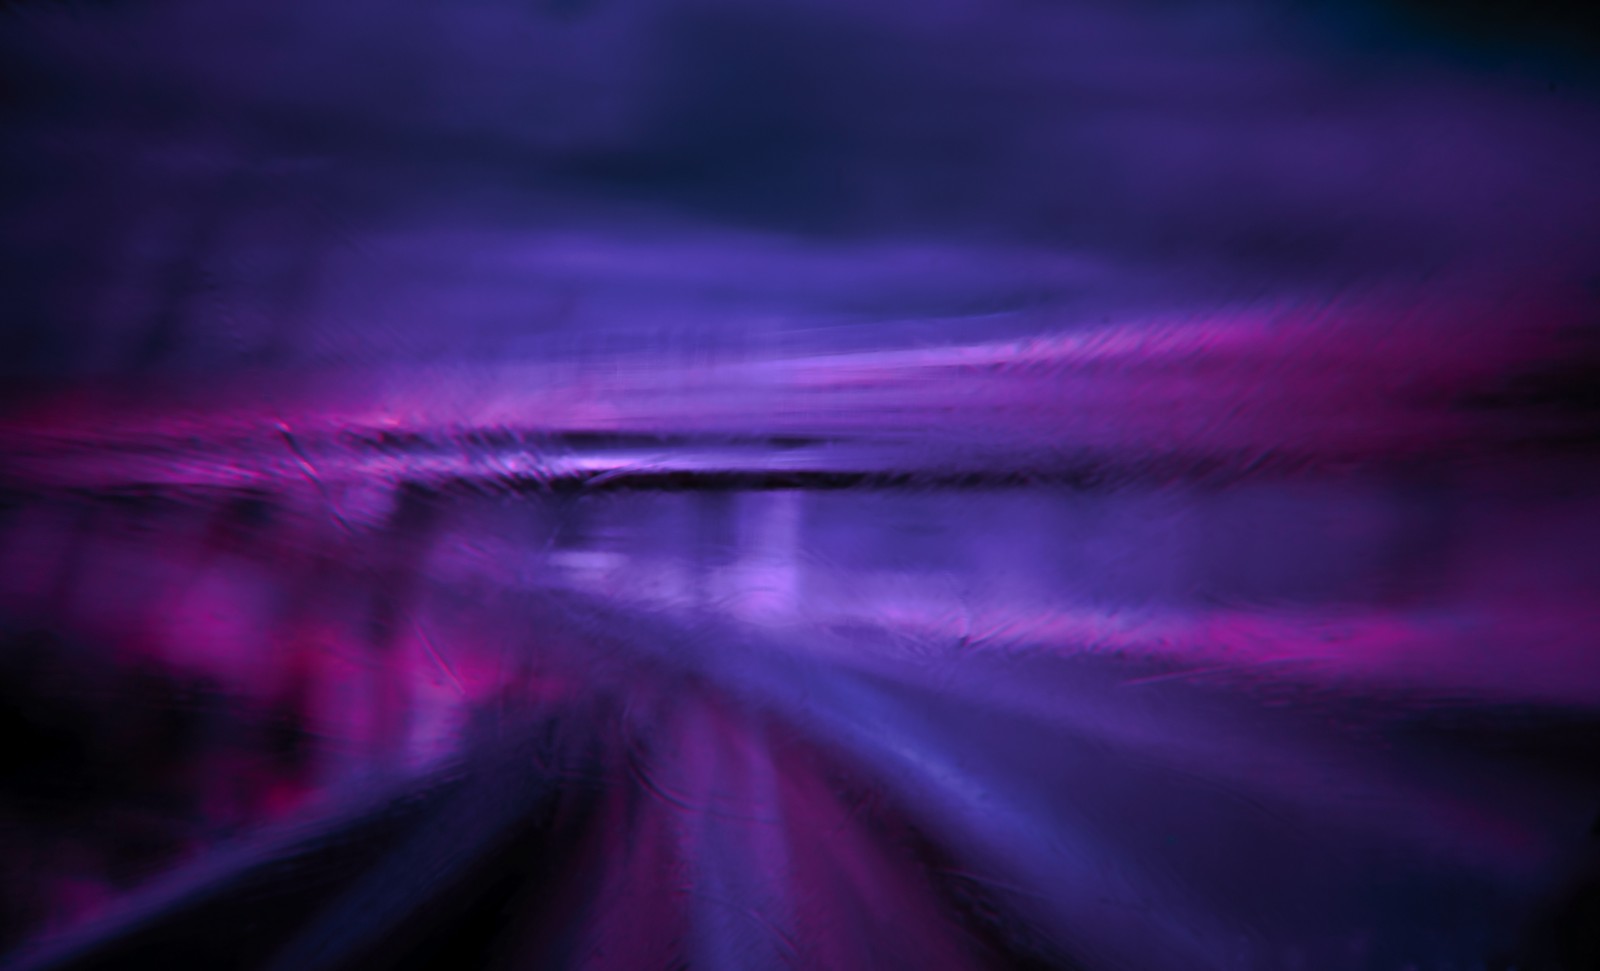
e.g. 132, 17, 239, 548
2, 0, 1600, 968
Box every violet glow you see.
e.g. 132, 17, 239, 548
2, 0, 1600, 968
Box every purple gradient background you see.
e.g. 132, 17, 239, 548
2, 0, 1600, 968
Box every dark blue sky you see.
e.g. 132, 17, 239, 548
1, 0, 1597, 376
